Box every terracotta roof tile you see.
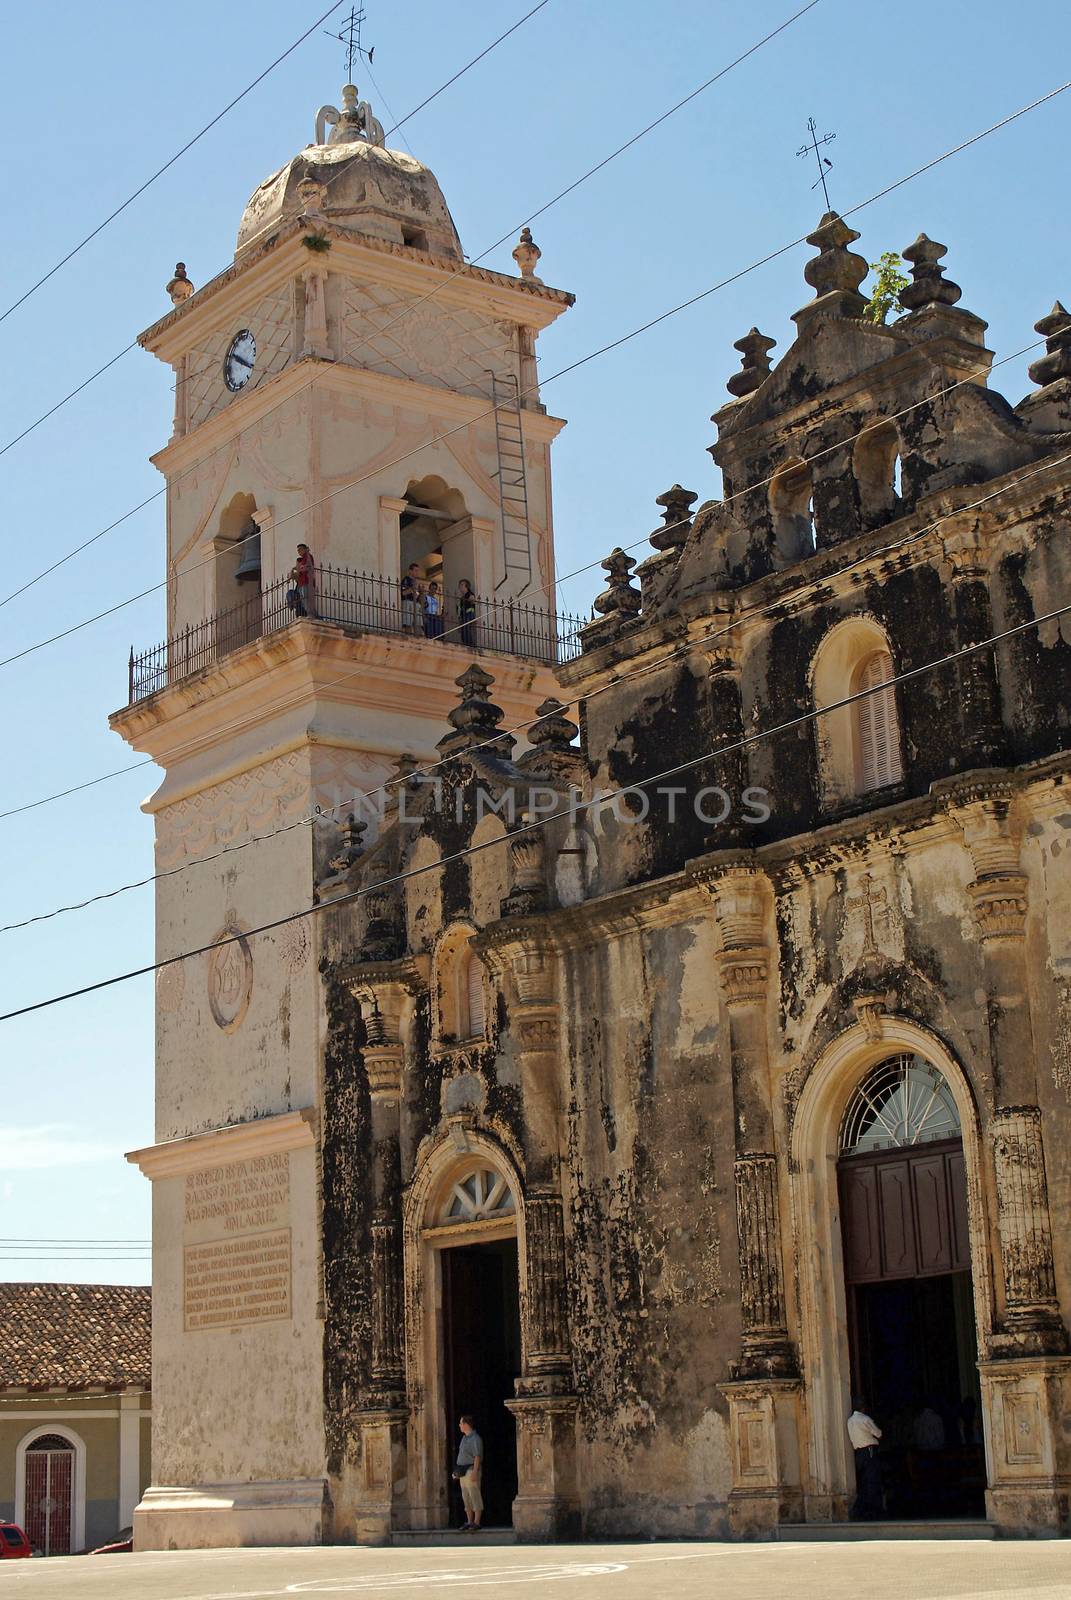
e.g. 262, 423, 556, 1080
0, 1283, 151, 1391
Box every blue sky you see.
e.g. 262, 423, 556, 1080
1, 0, 1068, 1283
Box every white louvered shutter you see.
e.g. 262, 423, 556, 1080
857, 650, 903, 792
465, 953, 486, 1038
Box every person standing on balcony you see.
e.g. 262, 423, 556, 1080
401, 562, 423, 634
423, 581, 445, 640
457, 578, 478, 648
290, 544, 316, 618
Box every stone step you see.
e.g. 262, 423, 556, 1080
778, 1519, 995, 1542
392, 1528, 518, 1547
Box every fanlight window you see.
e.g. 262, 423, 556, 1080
442, 1166, 515, 1224
853, 649, 903, 793
840, 1054, 961, 1155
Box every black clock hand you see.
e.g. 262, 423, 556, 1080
230, 354, 254, 370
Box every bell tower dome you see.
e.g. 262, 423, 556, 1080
113, 81, 575, 1552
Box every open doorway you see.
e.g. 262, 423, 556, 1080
441, 1238, 521, 1528
838, 1055, 985, 1520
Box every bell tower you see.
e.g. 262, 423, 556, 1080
115, 83, 573, 1549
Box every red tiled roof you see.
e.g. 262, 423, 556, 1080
0, 1283, 151, 1391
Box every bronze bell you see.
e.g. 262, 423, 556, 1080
234, 522, 261, 584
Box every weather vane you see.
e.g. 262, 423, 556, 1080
797, 116, 835, 211
326, 5, 374, 82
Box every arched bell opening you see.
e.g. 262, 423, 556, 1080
769, 457, 817, 564
214, 491, 263, 649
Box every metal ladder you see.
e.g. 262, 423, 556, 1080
489, 371, 533, 592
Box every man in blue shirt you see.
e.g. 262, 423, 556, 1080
453, 1415, 484, 1531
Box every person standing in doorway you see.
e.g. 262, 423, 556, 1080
847, 1397, 884, 1521
457, 578, 478, 648
423, 580, 445, 639
401, 562, 423, 634
453, 1415, 483, 1531
290, 543, 316, 618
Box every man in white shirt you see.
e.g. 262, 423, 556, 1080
847, 1397, 883, 1520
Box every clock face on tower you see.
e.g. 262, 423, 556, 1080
223, 329, 257, 392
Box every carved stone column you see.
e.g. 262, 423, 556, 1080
481, 926, 579, 1539
949, 785, 1066, 1354
941, 529, 1006, 770
301, 267, 332, 360
698, 862, 795, 1377
698, 859, 802, 1538
345, 969, 414, 1543
704, 651, 752, 850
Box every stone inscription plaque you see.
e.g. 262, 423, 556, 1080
183, 1152, 292, 1331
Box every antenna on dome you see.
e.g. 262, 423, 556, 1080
326, 5, 375, 83
797, 116, 836, 211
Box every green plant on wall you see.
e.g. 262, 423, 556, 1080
863, 251, 909, 325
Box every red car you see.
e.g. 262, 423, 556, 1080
0, 1523, 32, 1558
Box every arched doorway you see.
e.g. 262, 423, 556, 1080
416, 1153, 522, 1529
20, 1433, 76, 1555
837, 1054, 985, 1518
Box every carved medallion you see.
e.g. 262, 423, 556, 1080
277, 919, 310, 974
207, 924, 254, 1032
156, 959, 186, 1015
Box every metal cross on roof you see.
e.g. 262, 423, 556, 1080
797, 116, 836, 211
327, 4, 374, 82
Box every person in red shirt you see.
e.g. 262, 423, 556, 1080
290, 544, 316, 617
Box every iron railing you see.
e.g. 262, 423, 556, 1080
127, 564, 584, 704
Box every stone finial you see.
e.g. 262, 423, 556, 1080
1027, 301, 1071, 387
726, 328, 776, 398
528, 696, 579, 755
512, 226, 543, 282
593, 548, 641, 618
437, 664, 515, 757
649, 485, 699, 553
166, 262, 193, 305
328, 811, 368, 874
899, 233, 962, 312
792, 211, 869, 329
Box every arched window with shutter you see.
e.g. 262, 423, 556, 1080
853, 649, 903, 792
463, 950, 486, 1039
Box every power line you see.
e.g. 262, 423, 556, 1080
0, 333, 1048, 836
4, 56, 1068, 675
2, 540, 1067, 1019
0, 0, 817, 604
0, 760, 154, 824
0, 3, 348, 329
4, 441, 1068, 935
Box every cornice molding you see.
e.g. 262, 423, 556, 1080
126, 1106, 317, 1180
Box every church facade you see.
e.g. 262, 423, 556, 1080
115, 87, 1071, 1547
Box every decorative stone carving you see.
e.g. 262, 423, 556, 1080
512, 226, 543, 283
501, 822, 546, 917
649, 485, 699, 553
504, 1394, 580, 1540
792, 211, 868, 329
521, 1190, 571, 1381
328, 812, 368, 875
734, 1155, 790, 1357
726, 329, 776, 399
968, 874, 1029, 941
370, 1214, 405, 1403
580, 549, 642, 652
991, 1106, 1065, 1350
899, 233, 962, 311
436, 664, 515, 759
206, 924, 254, 1032
166, 262, 194, 305
1027, 300, 1071, 388
302, 267, 331, 360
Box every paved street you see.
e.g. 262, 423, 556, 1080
0, 1539, 1068, 1600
